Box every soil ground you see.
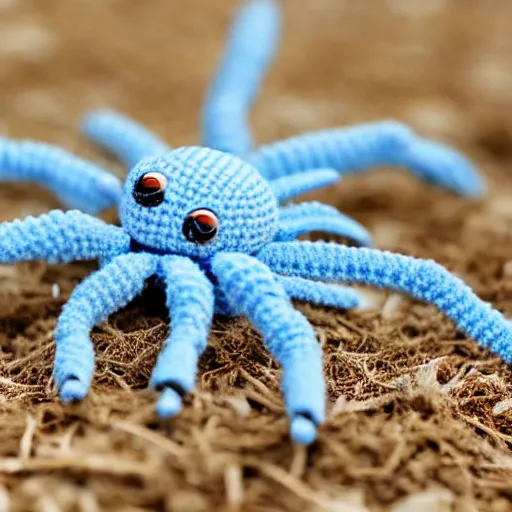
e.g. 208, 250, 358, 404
1, 0, 512, 510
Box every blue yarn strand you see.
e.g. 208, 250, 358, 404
270, 168, 340, 204
82, 109, 170, 169
402, 138, 485, 198
0, 138, 122, 213
248, 120, 485, 197
0, 210, 129, 264
276, 202, 372, 247
212, 252, 325, 445
278, 275, 360, 309
151, 256, 215, 418
258, 241, 512, 362
54, 253, 159, 402
201, 0, 281, 156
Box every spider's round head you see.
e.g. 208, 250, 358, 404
119, 147, 278, 259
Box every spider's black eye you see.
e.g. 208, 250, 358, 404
183, 209, 219, 244
134, 172, 168, 207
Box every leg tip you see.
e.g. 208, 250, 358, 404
406, 139, 486, 198
156, 387, 183, 418
59, 378, 88, 403
290, 415, 318, 445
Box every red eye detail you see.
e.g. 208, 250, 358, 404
183, 209, 219, 244
134, 172, 168, 207
195, 214, 215, 226
140, 176, 161, 191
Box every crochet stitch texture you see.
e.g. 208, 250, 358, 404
0, 0, 502, 445
0, 145, 510, 446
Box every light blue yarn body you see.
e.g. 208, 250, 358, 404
0, 0, 499, 445
0, 145, 510, 446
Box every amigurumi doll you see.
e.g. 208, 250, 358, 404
0, 144, 509, 445
0, 1, 500, 445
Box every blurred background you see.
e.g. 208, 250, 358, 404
1, 0, 512, 166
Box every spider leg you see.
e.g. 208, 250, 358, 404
212, 252, 324, 445
276, 202, 372, 247
81, 109, 170, 170
270, 168, 340, 204
54, 253, 158, 402
258, 241, 512, 362
150, 256, 214, 417
0, 138, 122, 213
278, 275, 360, 309
0, 210, 129, 264
248, 121, 485, 197
201, 0, 281, 156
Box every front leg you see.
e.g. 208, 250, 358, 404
0, 210, 129, 264
258, 241, 512, 362
149, 256, 214, 417
54, 253, 158, 401
212, 252, 325, 445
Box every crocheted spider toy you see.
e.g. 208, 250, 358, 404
0, 146, 510, 445
0, 0, 484, 224
0, 1, 499, 445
